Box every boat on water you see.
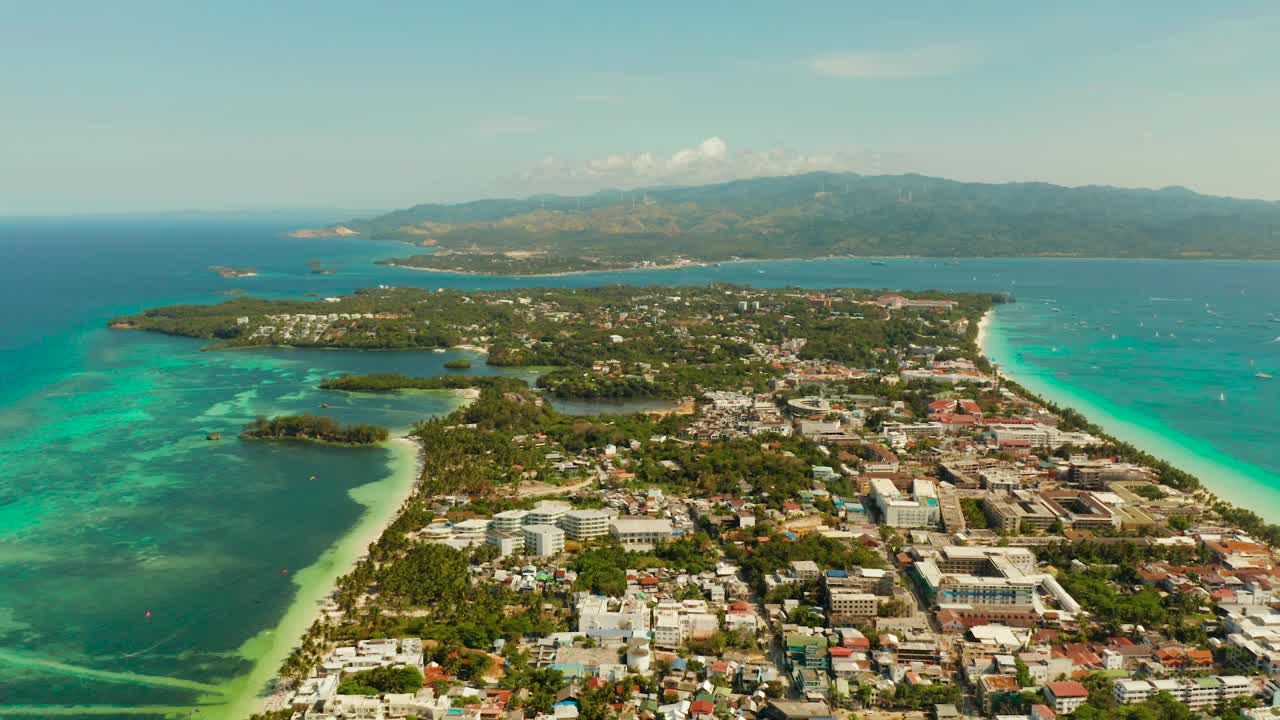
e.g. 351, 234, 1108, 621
1257, 373, 1274, 379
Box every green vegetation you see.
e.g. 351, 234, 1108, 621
960, 498, 989, 529
890, 682, 962, 709
113, 285, 994, 401
320, 372, 527, 393
1050, 558, 1211, 643
444, 358, 472, 369
1128, 483, 1167, 500
240, 415, 388, 445
729, 532, 885, 593
500, 657, 565, 714
337, 665, 424, 695
537, 368, 662, 398
572, 536, 718, 595
247, 711, 292, 720
312, 172, 1280, 275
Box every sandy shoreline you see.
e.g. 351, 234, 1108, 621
221, 435, 424, 719
975, 309, 992, 356
976, 306, 1280, 522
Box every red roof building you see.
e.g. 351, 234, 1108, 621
1044, 681, 1089, 714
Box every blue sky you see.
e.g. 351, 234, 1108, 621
2, 1, 1278, 213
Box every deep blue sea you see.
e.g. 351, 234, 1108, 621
1, 217, 1278, 717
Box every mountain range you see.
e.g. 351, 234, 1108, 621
308, 172, 1280, 274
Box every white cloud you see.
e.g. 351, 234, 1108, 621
811, 45, 978, 79
525, 136, 851, 187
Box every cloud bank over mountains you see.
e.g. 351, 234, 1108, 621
518, 137, 886, 191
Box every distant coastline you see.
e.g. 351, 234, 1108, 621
382, 254, 901, 278
283, 225, 361, 239
383, 255, 1280, 278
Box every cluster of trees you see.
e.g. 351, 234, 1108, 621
320, 372, 527, 393
1054, 561, 1211, 643
247, 711, 293, 720
599, 434, 832, 508
1057, 571, 1169, 626
423, 641, 493, 683
727, 532, 885, 593
1037, 539, 1205, 568
537, 369, 662, 399
572, 536, 718, 595
336, 665, 424, 695
1128, 483, 1168, 500
376, 543, 471, 607
240, 415, 388, 444
499, 651, 566, 713
1215, 503, 1280, 549
407, 387, 556, 495
890, 682, 962, 709
960, 498, 989, 529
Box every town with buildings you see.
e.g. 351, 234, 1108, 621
137, 285, 1278, 720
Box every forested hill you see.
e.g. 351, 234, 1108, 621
314, 172, 1280, 273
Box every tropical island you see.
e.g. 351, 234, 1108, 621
210, 265, 258, 278
240, 415, 389, 445
284, 225, 361, 239
286, 172, 1280, 275
116, 284, 1280, 720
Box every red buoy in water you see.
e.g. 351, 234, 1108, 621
144, 610, 152, 618
281, 568, 289, 575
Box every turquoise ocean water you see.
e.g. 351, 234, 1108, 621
1, 218, 1277, 717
